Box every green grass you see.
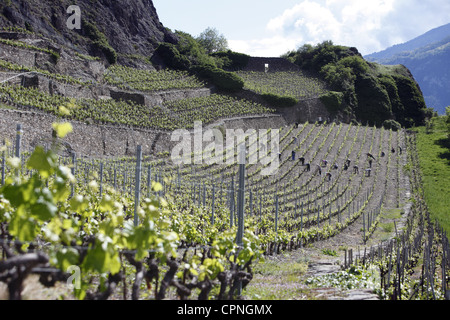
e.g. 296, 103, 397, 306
242, 256, 310, 300
414, 116, 450, 234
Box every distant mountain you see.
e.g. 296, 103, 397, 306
365, 23, 450, 115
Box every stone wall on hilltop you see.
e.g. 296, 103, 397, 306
243, 57, 301, 73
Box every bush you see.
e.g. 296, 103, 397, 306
320, 91, 344, 115
354, 74, 393, 126
190, 64, 244, 92
261, 93, 298, 108
391, 74, 427, 127
211, 50, 250, 70
382, 119, 402, 131
82, 19, 117, 64
153, 43, 191, 70
93, 41, 117, 65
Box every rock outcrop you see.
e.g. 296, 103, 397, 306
0, 0, 177, 64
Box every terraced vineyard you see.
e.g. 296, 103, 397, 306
0, 35, 448, 300
236, 70, 329, 99
1, 117, 448, 300
0, 84, 274, 131
104, 65, 206, 92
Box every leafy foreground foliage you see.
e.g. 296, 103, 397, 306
0, 126, 263, 300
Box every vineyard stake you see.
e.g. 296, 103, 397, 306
236, 145, 246, 297
249, 189, 253, 216
198, 181, 201, 207
203, 182, 206, 207
211, 185, 215, 225
147, 165, 151, 197
236, 144, 245, 247
1, 139, 5, 186
363, 211, 366, 244
134, 145, 142, 226
301, 202, 303, 231
15, 124, 22, 176
70, 152, 76, 198
99, 162, 103, 198
275, 195, 279, 236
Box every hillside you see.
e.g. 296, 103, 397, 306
283, 41, 430, 128
0, 0, 177, 66
365, 23, 450, 115
0, 1, 448, 303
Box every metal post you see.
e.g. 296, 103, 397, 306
15, 124, 22, 159
1, 139, 5, 185
236, 144, 245, 247
134, 145, 142, 226
230, 176, 234, 227
147, 165, 151, 197
70, 152, 76, 198
203, 182, 206, 207
211, 185, 215, 225
301, 202, 303, 231
249, 189, 253, 216
99, 162, 103, 198
236, 144, 246, 297
15, 124, 22, 176
275, 195, 279, 235
113, 165, 117, 191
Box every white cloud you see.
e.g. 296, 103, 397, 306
228, 0, 450, 57
228, 37, 299, 57
265, 0, 400, 55
238, 0, 449, 57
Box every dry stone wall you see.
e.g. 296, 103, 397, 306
109, 87, 213, 107
243, 57, 301, 72
0, 108, 286, 158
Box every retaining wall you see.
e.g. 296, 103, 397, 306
0, 108, 286, 158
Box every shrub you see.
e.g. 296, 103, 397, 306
211, 50, 250, 70
382, 119, 402, 131
190, 64, 244, 92
153, 43, 191, 70
320, 91, 345, 115
391, 74, 427, 127
82, 19, 117, 64
261, 93, 298, 108
354, 74, 393, 126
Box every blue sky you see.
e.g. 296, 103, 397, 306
153, 0, 450, 57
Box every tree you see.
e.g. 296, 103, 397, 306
196, 27, 228, 54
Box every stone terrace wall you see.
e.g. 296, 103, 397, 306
0, 109, 286, 158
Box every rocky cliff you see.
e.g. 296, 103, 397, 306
0, 0, 177, 64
